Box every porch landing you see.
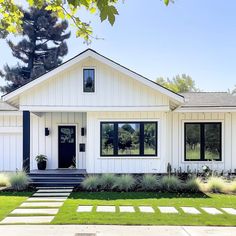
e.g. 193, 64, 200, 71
28, 169, 86, 188
30, 169, 87, 175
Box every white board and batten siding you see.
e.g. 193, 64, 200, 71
0, 112, 22, 171
171, 112, 236, 172
30, 112, 86, 170
19, 57, 170, 111
86, 111, 170, 174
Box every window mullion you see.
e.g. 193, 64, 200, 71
200, 124, 205, 161
140, 123, 144, 156
114, 123, 118, 156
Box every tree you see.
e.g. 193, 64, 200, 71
228, 85, 236, 95
0, 6, 70, 93
0, 0, 173, 42
156, 74, 199, 93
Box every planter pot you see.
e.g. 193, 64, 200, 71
37, 161, 47, 170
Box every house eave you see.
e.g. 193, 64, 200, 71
19, 105, 171, 112
175, 106, 236, 113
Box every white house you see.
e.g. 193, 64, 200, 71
1, 49, 236, 174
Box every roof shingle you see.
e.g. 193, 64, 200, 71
181, 92, 236, 107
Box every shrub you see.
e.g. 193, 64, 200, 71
160, 176, 182, 192
0, 173, 10, 187
140, 174, 159, 191
9, 171, 29, 191
184, 177, 201, 193
99, 173, 117, 190
207, 177, 225, 193
113, 174, 135, 192
230, 180, 236, 193
81, 175, 100, 191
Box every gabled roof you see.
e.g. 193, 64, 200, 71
2, 49, 184, 104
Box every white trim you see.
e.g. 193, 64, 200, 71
57, 124, 78, 169
98, 118, 160, 159
90, 52, 184, 103
181, 119, 224, 164
2, 49, 184, 104
0, 127, 22, 133
19, 105, 170, 112
2, 50, 90, 101
82, 66, 97, 94
0, 111, 21, 116
175, 107, 236, 113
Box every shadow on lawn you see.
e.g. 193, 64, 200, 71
70, 191, 209, 200
0, 190, 33, 197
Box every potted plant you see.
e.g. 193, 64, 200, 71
35, 155, 47, 170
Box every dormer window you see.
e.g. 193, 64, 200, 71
83, 68, 95, 93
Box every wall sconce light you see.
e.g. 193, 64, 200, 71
81, 127, 86, 136
45, 128, 50, 136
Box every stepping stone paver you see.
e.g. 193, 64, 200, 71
0, 216, 54, 224
221, 208, 236, 215
37, 189, 73, 193
20, 202, 64, 208
181, 207, 201, 214
119, 206, 135, 213
158, 207, 178, 214
139, 206, 154, 213
10, 208, 59, 215
96, 206, 116, 212
27, 197, 67, 201
33, 192, 70, 197
77, 206, 93, 212
202, 207, 223, 215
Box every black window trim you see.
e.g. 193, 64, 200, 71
184, 122, 222, 162
83, 68, 95, 93
100, 121, 158, 157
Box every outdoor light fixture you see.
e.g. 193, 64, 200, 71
81, 127, 86, 136
45, 128, 50, 136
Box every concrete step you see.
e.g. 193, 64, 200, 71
30, 182, 81, 187
29, 178, 83, 183
28, 171, 85, 188
28, 173, 86, 178
36, 186, 73, 189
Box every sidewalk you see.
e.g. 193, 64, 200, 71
0, 225, 235, 236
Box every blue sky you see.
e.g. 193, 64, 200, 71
0, 0, 236, 92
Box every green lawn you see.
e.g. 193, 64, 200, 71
0, 192, 32, 221
53, 192, 236, 226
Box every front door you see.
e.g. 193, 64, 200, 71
58, 125, 76, 168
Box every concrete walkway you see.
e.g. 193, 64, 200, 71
0, 225, 235, 236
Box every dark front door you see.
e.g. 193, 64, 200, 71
58, 125, 76, 168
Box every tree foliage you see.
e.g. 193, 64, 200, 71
0, 6, 70, 93
228, 85, 236, 95
0, 0, 173, 42
156, 74, 199, 93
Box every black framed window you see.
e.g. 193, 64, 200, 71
184, 122, 222, 161
83, 68, 95, 92
101, 122, 158, 157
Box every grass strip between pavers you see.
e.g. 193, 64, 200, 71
0, 192, 32, 221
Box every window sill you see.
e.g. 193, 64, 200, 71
99, 156, 160, 159
182, 160, 223, 163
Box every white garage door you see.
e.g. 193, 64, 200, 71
0, 132, 22, 171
